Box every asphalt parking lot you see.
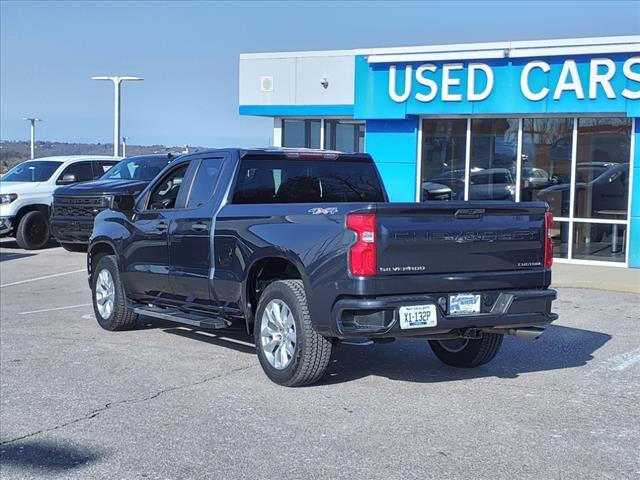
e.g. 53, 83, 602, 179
0, 238, 639, 480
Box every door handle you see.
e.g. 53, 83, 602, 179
156, 222, 169, 231
191, 222, 208, 232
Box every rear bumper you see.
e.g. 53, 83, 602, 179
50, 219, 94, 244
331, 288, 557, 338
0, 216, 14, 236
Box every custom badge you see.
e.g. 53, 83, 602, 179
308, 207, 338, 215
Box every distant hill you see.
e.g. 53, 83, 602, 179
0, 141, 205, 172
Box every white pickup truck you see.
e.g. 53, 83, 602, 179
0, 155, 119, 249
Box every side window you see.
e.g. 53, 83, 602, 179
57, 162, 94, 184
186, 158, 224, 209
233, 166, 278, 204
94, 161, 116, 178
147, 164, 189, 210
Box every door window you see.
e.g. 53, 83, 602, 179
57, 162, 94, 184
186, 159, 224, 208
147, 164, 189, 210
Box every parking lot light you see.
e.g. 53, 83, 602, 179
22, 117, 42, 159
91, 76, 143, 157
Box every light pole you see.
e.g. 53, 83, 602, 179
122, 136, 129, 157
23, 118, 42, 159
91, 76, 143, 156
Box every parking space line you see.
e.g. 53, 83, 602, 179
18, 304, 91, 315
0, 269, 85, 288
610, 348, 640, 372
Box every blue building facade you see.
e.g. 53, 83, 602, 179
239, 36, 640, 268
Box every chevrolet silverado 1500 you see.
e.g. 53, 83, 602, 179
88, 148, 557, 386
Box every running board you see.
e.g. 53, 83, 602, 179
133, 306, 228, 329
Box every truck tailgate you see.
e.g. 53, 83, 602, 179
375, 202, 548, 275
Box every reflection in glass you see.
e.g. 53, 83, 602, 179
282, 119, 321, 148
325, 120, 365, 152
420, 119, 467, 201
521, 119, 573, 217
469, 118, 518, 201
574, 118, 631, 220
550, 220, 569, 259
572, 222, 627, 263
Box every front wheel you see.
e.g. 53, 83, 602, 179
254, 280, 332, 387
15, 211, 50, 250
428, 333, 504, 368
91, 254, 137, 331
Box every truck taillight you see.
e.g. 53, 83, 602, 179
544, 211, 554, 269
347, 213, 377, 277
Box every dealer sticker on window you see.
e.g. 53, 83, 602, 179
399, 304, 437, 329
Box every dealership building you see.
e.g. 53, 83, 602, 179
239, 35, 640, 269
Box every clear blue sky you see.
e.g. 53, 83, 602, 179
1, 0, 639, 147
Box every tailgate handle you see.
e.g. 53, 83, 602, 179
455, 208, 485, 219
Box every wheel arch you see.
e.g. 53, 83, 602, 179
88, 240, 118, 278
15, 204, 50, 226
242, 252, 309, 334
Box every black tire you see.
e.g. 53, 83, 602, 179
15, 211, 50, 250
91, 254, 137, 331
254, 279, 332, 387
60, 242, 88, 253
428, 333, 504, 368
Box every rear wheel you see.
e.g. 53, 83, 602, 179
60, 242, 87, 253
428, 333, 504, 368
91, 254, 137, 331
15, 211, 50, 250
255, 280, 332, 387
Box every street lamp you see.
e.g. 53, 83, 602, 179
91, 76, 143, 156
23, 117, 42, 159
122, 136, 129, 157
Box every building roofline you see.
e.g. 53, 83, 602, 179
239, 35, 640, 60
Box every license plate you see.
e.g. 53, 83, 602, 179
449, 293, 482, 315
399, 304, 437, 329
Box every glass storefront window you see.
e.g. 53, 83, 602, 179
521, 118, 573, 217
282, 119, 321, 148
469, 118, 518, 201
572, 222, 627, 263
420, 119, 467, 201
324, 120, 365, 152
550, 221, 569, 259
574, 118, 632, 220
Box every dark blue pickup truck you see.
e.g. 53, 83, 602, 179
51, 154, 177, 251
88, 148, 557, 386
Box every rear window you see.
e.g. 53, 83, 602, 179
232, 158, 385, 204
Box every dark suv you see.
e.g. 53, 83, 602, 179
51, 154, 177, 251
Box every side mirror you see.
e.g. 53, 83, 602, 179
111, 193, 136, 212
57, 173, 77, 185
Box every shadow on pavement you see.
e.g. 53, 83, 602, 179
0, 251, 36, 262
133, 318, 610, 386
0, 239, 60, 251
136, 315, 256, 354
319, 324, 611, 385
0, 439, 102, 473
